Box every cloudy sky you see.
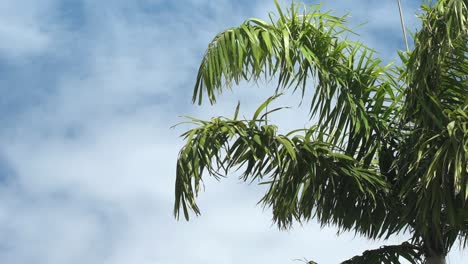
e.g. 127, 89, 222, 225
0, 0, 465, 263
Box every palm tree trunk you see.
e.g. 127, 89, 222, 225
425, 255, 446, 264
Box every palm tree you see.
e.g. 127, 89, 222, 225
173, 0, 468, 263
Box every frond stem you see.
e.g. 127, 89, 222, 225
396, 0, 409, 51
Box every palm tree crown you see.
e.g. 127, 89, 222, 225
174, 1, 467, 263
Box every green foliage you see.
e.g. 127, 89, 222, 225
175, 97, 391, 236
174, 0, 468, 263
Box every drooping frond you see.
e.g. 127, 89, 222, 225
174, 97, 399, 237
193, 2, 351, 105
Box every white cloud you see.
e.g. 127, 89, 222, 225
0, 24, 49, 59
0, 0, 58, 60
0, 1, 465, 264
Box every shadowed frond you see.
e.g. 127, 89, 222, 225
340, 242, 423, 264
397, 0, 468, 251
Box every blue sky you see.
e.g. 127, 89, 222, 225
0, 0, 465, 263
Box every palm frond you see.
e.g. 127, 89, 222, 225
174, 97, 393, 236
340, 242, 423, 264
